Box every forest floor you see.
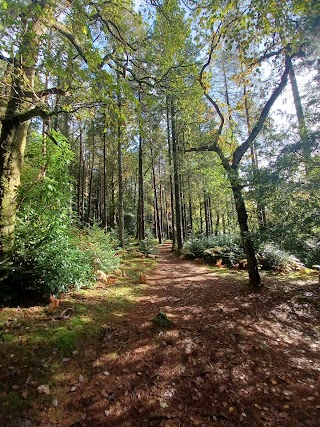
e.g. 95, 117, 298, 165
1, 242, 320, 427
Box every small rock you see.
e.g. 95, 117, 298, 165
52, 399, 58, 407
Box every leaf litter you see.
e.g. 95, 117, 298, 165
1, 242, 319, 426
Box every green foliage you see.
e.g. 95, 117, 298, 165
139, 238, 158, 255
0, 132, 119, 303
183, 234, 244, 261
77, 225, 120, 273
258, 242, 304, 272
152, 312, 172, 329
9, 132, 91, 296
52, 327, 81, 355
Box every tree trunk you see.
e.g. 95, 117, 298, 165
151, 145, 162, 243
200, 201, 204, 234
288, 58, 309, 171
117, 73, 124, 248
171, 98, 183, 251
204, 193, 209, 237
101, 130, 108, 231
215, 211, 220, 236
166, 95, 175, 248
136, 90, 145, 240
77, 123, 84, 222
87, 141, 95, 226
180, 175, 187, 240
229, 169, 261, 287
109, 171, 116, 230
187, 175, 193, 234
81, 156, 86, 225
0, 12, 46, 258
244, 84, 267, 229
0, 121, 30, 257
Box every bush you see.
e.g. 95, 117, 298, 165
258, 242, 305, 272
183, 234, 244, 263
0, 132, 120, 304
77, 225, 120, 273
302, 237, 320, 267
139, 238, 158, 255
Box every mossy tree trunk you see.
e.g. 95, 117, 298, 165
0, 4, 50, 260
0, 119, 30, 258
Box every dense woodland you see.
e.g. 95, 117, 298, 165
0, 0, 319, 299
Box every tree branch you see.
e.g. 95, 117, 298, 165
14, 107, 50, 123
249, 48, 283, 67
199, 26, 225, 139
0, 53, 14, 64
232, 54, 291, 169
25, 87, 67, 99
48, 20, 89, 64
185, 141, 230, 170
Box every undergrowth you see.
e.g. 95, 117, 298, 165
0, 250, 155, 426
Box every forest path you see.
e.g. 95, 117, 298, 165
69, 242, 320, 427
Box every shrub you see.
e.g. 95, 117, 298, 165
183, 234, 244, 262
77, 225, 120, 273
139, 238, 158, 255
258, 242, 304, 272
0, 132, 119, 303
302, 237, 320, 267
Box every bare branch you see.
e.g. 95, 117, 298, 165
249, 48, 283, 67
185, 141, 230, 170
199, 26, 225, 139
232, 54, 292, 169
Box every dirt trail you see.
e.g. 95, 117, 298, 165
68, 242, 320, 427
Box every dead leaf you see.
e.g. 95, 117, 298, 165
160, 401, 168, 408
22, 390, 28, 399
189, 416, 201, 425
37, 384, 50, 395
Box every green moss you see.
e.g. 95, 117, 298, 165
2, 333, 15, 342
2, 391, 24, 411
52, 327, 81, 353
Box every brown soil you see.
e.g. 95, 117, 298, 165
57, 242, 320, 427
